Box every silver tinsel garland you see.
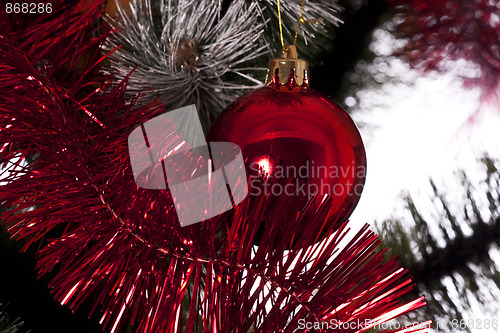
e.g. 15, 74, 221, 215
103, 0, 341, 128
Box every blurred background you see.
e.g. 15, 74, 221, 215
325, 0, 500, 331
1, 0, 499, 332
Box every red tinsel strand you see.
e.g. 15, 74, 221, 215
390, 0, 500, 99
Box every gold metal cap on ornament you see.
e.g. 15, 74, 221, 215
265, 45, 309, 86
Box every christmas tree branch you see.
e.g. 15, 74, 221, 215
0, 304, 26, 333
410, 215, 500, 287
378, 156, 500, 329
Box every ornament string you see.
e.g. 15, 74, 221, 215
277, 0, 324, 50
277, 0, 285, 51
293, 0, 324, 46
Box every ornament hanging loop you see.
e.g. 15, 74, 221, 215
293, 0, 324, 46
277, 0, 324, 51
271, 0, 324, 87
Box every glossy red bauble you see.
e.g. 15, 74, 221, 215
207, 83, 366, 224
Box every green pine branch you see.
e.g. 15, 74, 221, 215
377, 155, 500, 331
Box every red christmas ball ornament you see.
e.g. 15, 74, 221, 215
207, 45, 366, 224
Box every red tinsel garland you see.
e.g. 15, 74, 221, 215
0, 1, 429, 332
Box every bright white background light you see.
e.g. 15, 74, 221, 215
345, 27, 500, 332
